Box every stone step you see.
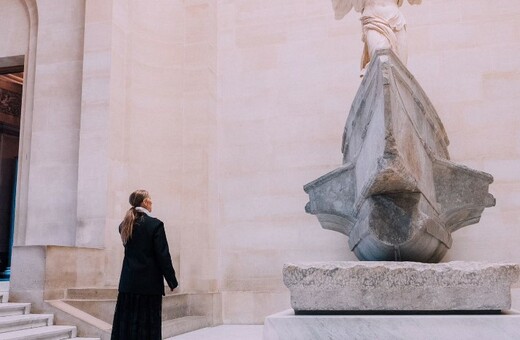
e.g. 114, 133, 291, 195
61, 292, 192, 325
163, 316, 212, 338
65, 287, 179, 300
66, 289, 117, 300
0, 313, 53, 334
0, 325, 77, 339
0, 303, 31, 317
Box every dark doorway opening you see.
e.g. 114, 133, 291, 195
0, 61, 23, 281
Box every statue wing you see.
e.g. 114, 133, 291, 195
332, 0, 354, 20
407, 0, 423, 5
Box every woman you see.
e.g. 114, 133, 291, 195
111, 189, 178, 340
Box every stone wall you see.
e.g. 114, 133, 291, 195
215, 1, 357, 323
0, 0, 85, 247
25, 0, 85, 246
0, 1, 29, 57
404, 2, 520, 264
102, 0, 221, 302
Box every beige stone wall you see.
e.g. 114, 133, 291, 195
402, 1, 520, 264
102, 0, 221, 301
216, 1, 357, 323
76, 0, 113, 249
26, 0, 85, 246
102, 0, 187, 286
0, 0, 86, 247
0, 0, 29, 57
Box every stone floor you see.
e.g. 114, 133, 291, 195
166, 325, 263, 340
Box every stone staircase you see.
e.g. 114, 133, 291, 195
0, 293, 98, 340
47, 288, 216, 339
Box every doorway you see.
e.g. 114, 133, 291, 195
0, 62, 22, 281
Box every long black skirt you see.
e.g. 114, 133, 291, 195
111, 292, 162, 340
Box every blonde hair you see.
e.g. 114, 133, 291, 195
120, 189, 149, 245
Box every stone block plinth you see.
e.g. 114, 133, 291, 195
284, 261, 520, 312
264, 309, 520, 340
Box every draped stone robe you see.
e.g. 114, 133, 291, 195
332, 0, 421, 69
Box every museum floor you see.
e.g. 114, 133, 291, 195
166, 325, 263, 340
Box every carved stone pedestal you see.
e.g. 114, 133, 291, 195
264, 309, 520, 340
263, 261, 520, 340
284, 261, 520, 312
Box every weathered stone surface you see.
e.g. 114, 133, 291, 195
284, 261, 520, 311
304, 50, 495, 262
331, 0, 423, 71
264, 309, 520, 340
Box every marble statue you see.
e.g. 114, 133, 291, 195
332, 0, 422, 70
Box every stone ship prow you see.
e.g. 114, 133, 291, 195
304, 50, 495, 263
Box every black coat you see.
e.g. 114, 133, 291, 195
118, 213, 178, 296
